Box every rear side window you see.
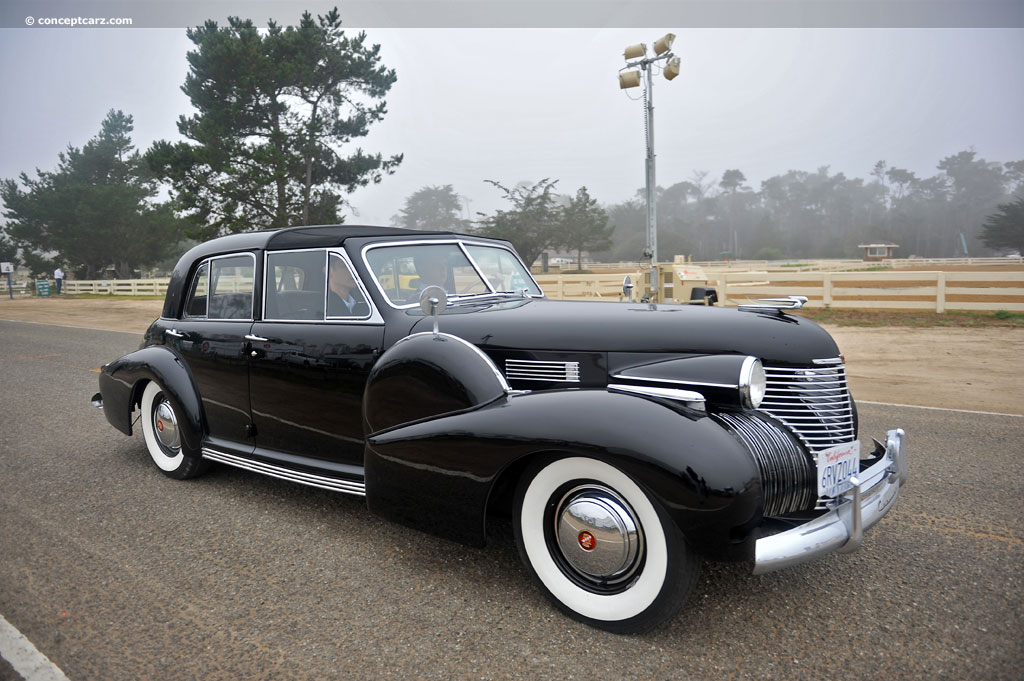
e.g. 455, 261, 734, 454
183, 254, 255, 320
184, 262, 209, 317
209, 255, 255, 320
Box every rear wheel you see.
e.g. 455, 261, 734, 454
513, 456, 700, 634
139, 381, 208, 480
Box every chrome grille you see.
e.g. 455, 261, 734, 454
713, 411, 817, 516
505, 359, 580, 383
759, 360, 855, 452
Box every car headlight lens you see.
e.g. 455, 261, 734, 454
739, 357, 766, 409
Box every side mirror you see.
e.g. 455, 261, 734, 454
418, 285, 448, 335
622, 275, 634, 303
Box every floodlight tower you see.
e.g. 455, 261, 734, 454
619, 33, 681, 301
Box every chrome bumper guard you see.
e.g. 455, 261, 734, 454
753, 428, 907, 575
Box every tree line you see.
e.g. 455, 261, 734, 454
597, 154, 1023, 262
394, 154, 1023, 266
2, 6, 1021, 277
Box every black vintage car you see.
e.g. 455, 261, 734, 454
93, 225, 907, 633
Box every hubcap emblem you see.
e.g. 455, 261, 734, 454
555, 486, 642, 582
153, 400, 180, 452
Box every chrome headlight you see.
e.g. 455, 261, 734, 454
739, 356, 766, 409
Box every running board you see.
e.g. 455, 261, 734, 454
201, 448, 366, 497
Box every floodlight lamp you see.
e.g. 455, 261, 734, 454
624, 43, 646, 60
653, 32, 676, 55
619, 70, 642, 89
664, 57, 681, 81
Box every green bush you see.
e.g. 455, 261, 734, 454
754, 247, 785, 260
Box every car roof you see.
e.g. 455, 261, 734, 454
266, 224, 459, 250
187, 224, 461, 256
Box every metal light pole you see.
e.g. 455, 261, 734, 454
644, 63, 657, 272
620, 33, 680, 302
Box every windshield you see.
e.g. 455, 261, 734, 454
364, 241, 541, 306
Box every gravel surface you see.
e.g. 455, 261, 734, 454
0, 319, 1021, 680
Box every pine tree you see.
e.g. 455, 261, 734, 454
559, 187, 613, 271
2, 110, 185, 278
147, 8, 402, 238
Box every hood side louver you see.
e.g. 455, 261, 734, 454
505, 359, 580, 383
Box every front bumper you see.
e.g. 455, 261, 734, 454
753, 428, 907, 575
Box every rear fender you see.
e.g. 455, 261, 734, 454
98, 345, 205, 457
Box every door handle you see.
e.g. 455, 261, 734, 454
165, 328, 185, 339
245, 334, 269, 342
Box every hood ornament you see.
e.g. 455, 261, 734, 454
737, 296, 808, 313
418, 286, 448, 336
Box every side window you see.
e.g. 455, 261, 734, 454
184, 262, 209, 317
209, 255, 255, 320
265, 250, 327, 321
465, 245, 541, 295
327, 253, 370, 318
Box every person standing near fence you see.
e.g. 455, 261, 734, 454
53, 266, 64, 294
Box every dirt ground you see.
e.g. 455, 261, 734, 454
2, 295, 1022, 415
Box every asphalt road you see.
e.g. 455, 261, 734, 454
0, 319, 1021, 681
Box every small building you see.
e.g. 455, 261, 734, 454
857, 243, 899, 262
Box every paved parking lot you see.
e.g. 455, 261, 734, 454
0, 319, 1021, 680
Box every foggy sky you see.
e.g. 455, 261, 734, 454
1, 25, 1021, 227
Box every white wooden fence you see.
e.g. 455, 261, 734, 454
885, 256, 1024, 268
709, 270, 1024, 312
534, 269, 1024, 311
533, 272, 645, 300
5, 270, 1023, 312
552, 256, 1024, 273
63, 279, 171, 295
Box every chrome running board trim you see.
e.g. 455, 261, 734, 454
201, 447, 366, 497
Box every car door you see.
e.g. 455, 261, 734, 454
248, 248, 384, 471
163, 252, 257, 456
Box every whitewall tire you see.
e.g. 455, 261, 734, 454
514, 456, 700, 634
139, 381, 208, 480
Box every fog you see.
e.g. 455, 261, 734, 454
1, 22, 1021, 228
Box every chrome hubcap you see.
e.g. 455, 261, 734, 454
153, 399, 180, 454
554, 485, 642, 583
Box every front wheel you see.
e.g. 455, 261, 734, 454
513, 456, 700, 634
139, 381, 208, 480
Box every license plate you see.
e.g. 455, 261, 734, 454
817, 441, 860, 497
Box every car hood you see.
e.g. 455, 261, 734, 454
411, 298, 840, 365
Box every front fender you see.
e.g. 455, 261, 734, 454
98, 345, 205, 457
364, 388, 762, 557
